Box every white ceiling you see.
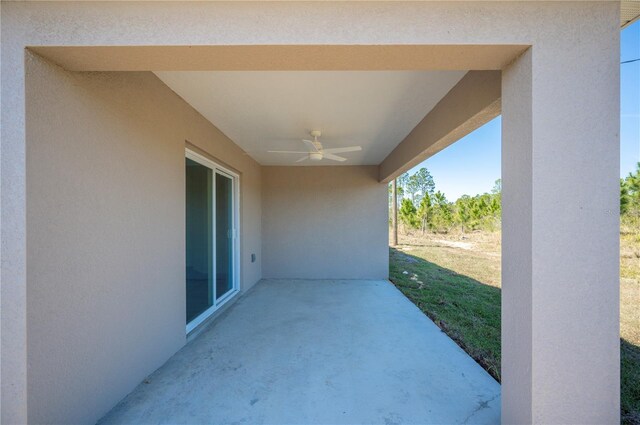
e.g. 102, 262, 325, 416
155, 70, 466, 165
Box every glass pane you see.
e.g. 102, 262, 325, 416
185, 158, 213, 324
216, 173, 234, 299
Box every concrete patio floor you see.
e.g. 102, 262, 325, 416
98, 279, 500, 424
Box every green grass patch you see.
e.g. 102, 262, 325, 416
623, 339, 640, 424
389, 247, 501, 381
389, 234, 640, 424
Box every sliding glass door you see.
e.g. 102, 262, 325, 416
185, 158, 214, 324
185, 150, 239, 332
215, 173, 234, 300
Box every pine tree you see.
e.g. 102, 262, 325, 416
417, 195, 432, 234
621, 178, 630, 216
399, 198, 419, 229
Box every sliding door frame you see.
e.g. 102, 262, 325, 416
185, 148, 241, 334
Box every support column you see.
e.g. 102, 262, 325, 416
391, 179, 398, 246
1, 43, 28, 424
501, 12, 620, 423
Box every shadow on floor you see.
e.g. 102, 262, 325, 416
622, 338, 640, 425
391, 247, 640, 424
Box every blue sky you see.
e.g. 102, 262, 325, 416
409, 21, 640, 201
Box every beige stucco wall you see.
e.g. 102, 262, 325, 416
24, 54, 262, 424
2, 2, 620, 424
262, 166, 388, 280
500, 14, 620, 422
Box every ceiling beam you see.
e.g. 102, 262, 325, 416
378, 70, 502, 183
28, 45, 526, 72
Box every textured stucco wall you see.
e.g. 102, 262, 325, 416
23, 54, 262, 424
501, 11, 621, 423
262, 166, 388, 279
1, 2, 620, 424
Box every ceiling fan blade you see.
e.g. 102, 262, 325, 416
267, 150, 310, 154
295, 155, 309, 163
302, 139, 319, 152
323, 153, 347, 162
322, 146, 362, 154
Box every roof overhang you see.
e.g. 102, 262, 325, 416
622, 0, 640, 28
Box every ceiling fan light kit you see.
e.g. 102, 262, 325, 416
266, 130, 362, 163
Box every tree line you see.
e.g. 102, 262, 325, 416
621, 162, 640, 224
392, 162, 640, 234
389, 168, 501, 234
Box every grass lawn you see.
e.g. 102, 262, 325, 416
389, 228, 640, 424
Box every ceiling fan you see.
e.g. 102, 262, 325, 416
268, 130, 362, 163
